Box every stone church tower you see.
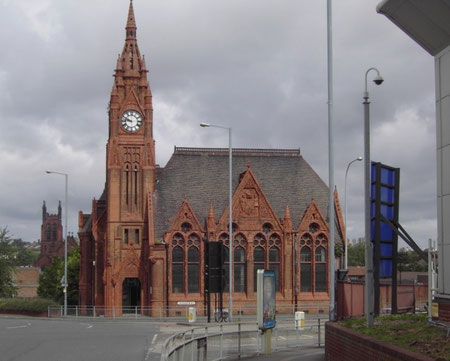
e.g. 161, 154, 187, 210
79, 1, 345, 316
36, 201, 77, 268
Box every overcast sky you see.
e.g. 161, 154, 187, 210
0, 0, 437, 249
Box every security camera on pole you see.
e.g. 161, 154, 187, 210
363, 68, 383, 327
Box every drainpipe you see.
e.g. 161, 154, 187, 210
165, 242, 169, 317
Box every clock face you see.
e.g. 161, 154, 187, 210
121, 110, 143, 132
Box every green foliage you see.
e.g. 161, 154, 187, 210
0, 227, 18, 297
11, 238, 39, 266
348, 238, 365, 266
38, 257, 64, 302
0, 298, 58, 313
335, 242, 343, 257
67, 246, 80, 305
37, 247, 80, 305
397, 248, 428, 272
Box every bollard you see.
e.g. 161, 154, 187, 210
238, 323, 241, 358
191, 329, 194, 361
318, 318, 321, 347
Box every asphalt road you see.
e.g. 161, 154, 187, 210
0, 316, 184, 361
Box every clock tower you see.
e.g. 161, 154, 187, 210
104, 0, 155, 311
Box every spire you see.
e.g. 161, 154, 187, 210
115, 0, 145, 74
58, 200, 62, 220
126, 0, 137, 40
284, 205, 291, 220
208, 204, 215, 219
42, 201, 47, 221
283, 205, 292, 233
207, 203, 216, 233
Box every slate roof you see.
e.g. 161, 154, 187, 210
154, 147, 332, 241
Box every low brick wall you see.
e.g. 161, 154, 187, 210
325, 321, 434, 361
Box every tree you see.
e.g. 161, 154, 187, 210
37, 247, 80, 305
38, 257, 64, 303
67, 246, 80, 305
0, 227, 18, 297
11, 238, 39, 266
397, 247, 428, 272
347, 238, 365, 266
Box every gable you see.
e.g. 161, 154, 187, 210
217, 168, 282, 231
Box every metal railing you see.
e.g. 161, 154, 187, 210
160, 318, 324, 361
47, 303, 329, 320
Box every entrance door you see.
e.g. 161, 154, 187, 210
122, 278, 141, 313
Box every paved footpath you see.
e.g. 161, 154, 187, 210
235, 347, 324, 361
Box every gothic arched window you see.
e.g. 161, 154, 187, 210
253, 246, 265, 291
188, 246, 200, 293
300, 237, 312, 293
172, 245, 184, 293
315, 242, 327, 292
234, 246, 246, 293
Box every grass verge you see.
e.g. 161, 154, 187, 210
340, 313, 450, 361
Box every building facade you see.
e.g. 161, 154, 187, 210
78, 1, 345, 316
378, 0, 450, 322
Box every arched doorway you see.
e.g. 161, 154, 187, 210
122, 278, 141, 313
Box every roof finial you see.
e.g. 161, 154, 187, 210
126, 0, 137, 40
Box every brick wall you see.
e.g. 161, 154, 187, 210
438, 302, 450, 322
325, 322, 434, 361
12, 267, 40, 298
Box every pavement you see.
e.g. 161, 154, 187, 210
236, 347, 324, 361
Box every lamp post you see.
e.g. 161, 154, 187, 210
200, 122, 233, 322
344, 156, 362, 269
326, 0, 336, 322
46, 170, 68, 317
363, 67, 383, 328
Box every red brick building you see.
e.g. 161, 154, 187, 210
35, 201, 77, 269
78, 1, 345, 316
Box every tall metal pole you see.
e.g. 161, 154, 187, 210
200, 123, 233, 321
363, 67, 383, 328
327, 0, 336, 322
45, 170, 68, 317
344, 157, 362, 269
64, 173, 68, 317
363, 91, 374, 327
228, 127, 233, 321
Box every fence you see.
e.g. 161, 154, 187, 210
47, 303, 330, 320
160, 318, 324, 361
336, 280, 428, 319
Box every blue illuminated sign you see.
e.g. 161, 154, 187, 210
371, 162, 399, 278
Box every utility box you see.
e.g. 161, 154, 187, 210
188, 307, 197, 323
295, 311, 305, 328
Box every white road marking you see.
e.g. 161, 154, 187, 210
151, 334, 158, 344
7, 323, 31, 329
87, 325, 93, 329
144, 346, 153, 360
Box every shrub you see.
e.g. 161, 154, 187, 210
0, 298, 59, 313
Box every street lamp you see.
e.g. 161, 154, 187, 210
200, 122, 233, 322
344, 156, 363, 269
46, 170, 68, 317
363, 67, 383, 328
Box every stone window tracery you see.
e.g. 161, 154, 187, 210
252, 232, 282, 292
298, 230, 328, 293
171, 233, 202, 294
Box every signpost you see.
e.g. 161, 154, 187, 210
257, 269, 276, 354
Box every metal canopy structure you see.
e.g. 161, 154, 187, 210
377, 0, 450, 56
